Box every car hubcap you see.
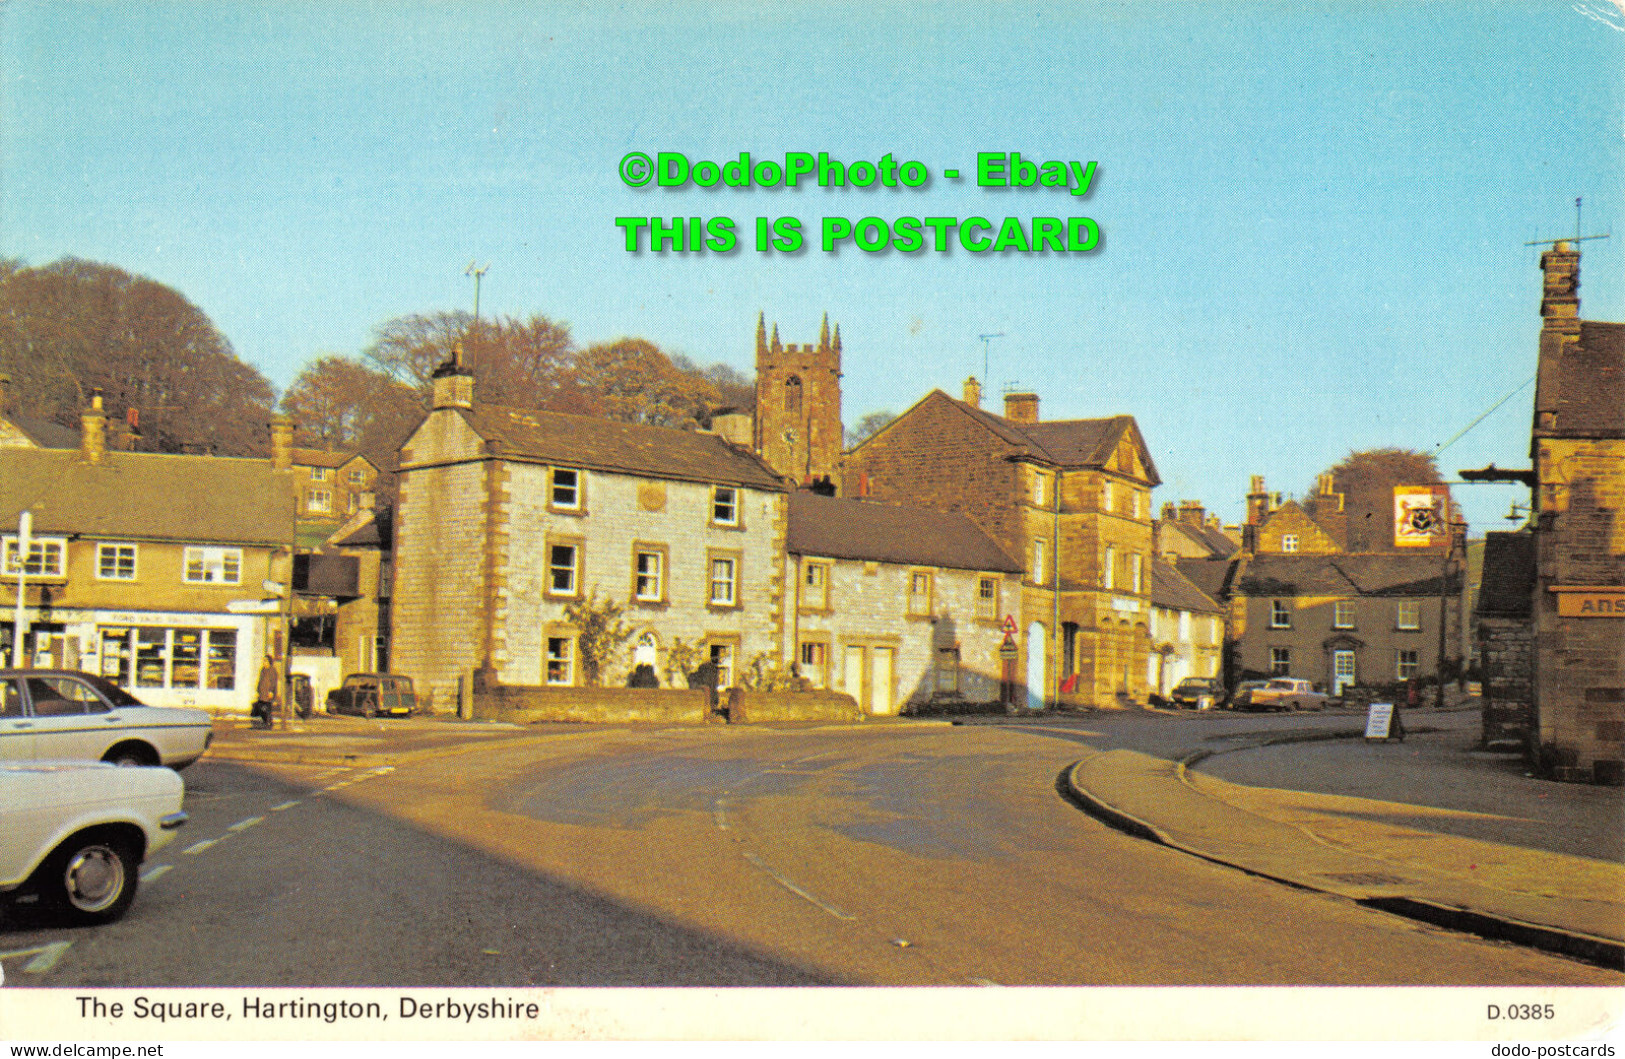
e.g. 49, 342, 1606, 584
64, 846, 125, 912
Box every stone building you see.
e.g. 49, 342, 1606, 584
1148, 558, 1225, 697
785, 492, 1021, 713
752, 313, 843, 487
1475, 530, 1536, 748
1, 391, 297, 711
1527, 242, 1624, 782
842, 381, 1160, 708
391, 351, 789, 712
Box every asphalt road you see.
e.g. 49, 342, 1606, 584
4, 717, 1619, 988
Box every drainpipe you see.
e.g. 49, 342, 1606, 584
1052, 471, 1061, 708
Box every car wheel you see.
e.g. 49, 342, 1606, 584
42, 833, 139, 925
103, 744, 157, 768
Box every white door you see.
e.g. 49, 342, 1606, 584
1026, 622, 1046, 710
1333, 651, 1356, 696
869, 647, 894, 715
844, 646, 866, 709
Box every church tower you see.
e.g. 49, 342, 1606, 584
753, 311, 843, 486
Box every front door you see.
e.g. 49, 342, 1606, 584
1333, 650, 1356, 696
1026, 622, 1046, 710
869, 647, 894, 715
844, 646, 866, 710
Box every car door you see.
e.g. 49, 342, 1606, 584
0, 677, 36, 761
21, 674, 118, 761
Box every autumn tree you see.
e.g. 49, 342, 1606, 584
845, 410, 896, 449
0, 258, 274, 455
562, 591, 634, 687
279, 354, 423, 471
1303, 448, 1451, 552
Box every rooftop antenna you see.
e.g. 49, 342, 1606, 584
977, 332, 1004, 382
465, 261, 490, 322
1524, 197, 1610, 251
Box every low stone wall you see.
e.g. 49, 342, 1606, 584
475, 684, 712, 725
724, 688, 862, 723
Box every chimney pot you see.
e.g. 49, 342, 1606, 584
963, 376, 982, 408
79, 389, 109, 464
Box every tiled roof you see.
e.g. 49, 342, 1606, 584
1, 413, 78, 449
1236, 553, 1460, 597
1476, 532, 1536, 619
0, 447, 296, 546
787, 492, 1021, 572
1162, 518, 1239, 558
1151, 558, 1223, 614
938, 394, 1162, 483
463, 405, 786, 491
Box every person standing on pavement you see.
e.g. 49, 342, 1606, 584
253, 654, 279, 729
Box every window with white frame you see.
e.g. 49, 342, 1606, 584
96, 543, 138, 581
545, 636, 574, 685
1269, 599, 1291, 628
803, 561, 830, 610
310, 467, 328, 481
1103, 546, 1115, 590
306, 488, 333, 514
547, 543, 580, 596
907, 570, 933, 616
1333, 600, 1356, 629
712, 486, 738, 526
4, 536, 67, 578
709, 556, 738, 606
1396, 600, 1421, 630
1270, 647, 1291, 675
634, 550, 664, 602
709, 643, 735, 687
348, 467, 366, 486
1281, 533, 1299, 553
1101, 481, 1113, 513
1396, 649, 1419, 680
936, 647, 961, 693
183, 547, 242, 585
799, 642, 827, 688
976, 576, 999, 620
550, 468, 581, 510
1032, 473, 1047, 507
1131, 553, 1144, 594
1032, 539, 1048, 585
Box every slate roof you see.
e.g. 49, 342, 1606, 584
1151, 558, 1224, 614
0, 447, 296, 547
461, 405, 786, 491
1537, 321, 1625, 439
1175, 556, 1241, 604
932, 393, 1163, 484
787, 492, 1021, 573
1161, 518, 1239, 558
1, 413, 78, 449
293, 447, 373, 470
1476, 531, 1536, 619
1234, 553, 1461, 597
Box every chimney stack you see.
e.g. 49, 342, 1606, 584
1539, 241, 1582, 338
269, 416, 295, 472
432, 343, 476, 410
79, 389, 108, 464
1003, 392, 1039, 424
963, 377, 982, 408
1178, 500, 1206, 526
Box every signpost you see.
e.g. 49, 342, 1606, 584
10, 511, 30, 668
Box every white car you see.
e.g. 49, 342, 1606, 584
1, 760, 187, 924
0, 670, 213, 769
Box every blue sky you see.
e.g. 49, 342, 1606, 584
4, 0, 1622, 534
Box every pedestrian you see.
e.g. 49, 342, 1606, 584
252, 654, 279, 729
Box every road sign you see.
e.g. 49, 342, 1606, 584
1365, 703, 1395, 741
1001, 615, 1017, 635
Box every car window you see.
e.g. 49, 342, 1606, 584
0, 679, 23, 718
26, 676, 112, 716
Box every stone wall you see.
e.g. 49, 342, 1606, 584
475, 684, 712, 724
724, 687, 861, 723
1479, 615, 1535, 749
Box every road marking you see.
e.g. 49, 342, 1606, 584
140, 865, 172, 883
0, 942, 73, 975
227, 816, 263, 832
968, 977, 1002, 987
270, 800, 301, 811
182, 839, 218, 855
742, 852, 855, 921
712, 797, 730, 831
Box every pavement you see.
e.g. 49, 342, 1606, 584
206, 700, 1625, 972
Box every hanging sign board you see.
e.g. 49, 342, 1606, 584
1365, 702, 1395, 741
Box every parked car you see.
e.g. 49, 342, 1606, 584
1247, 678, 1329, 712
1169, 677, 1225, 710
1227, 680, 1270, 710
1, 760, 187, 924
0, 670, 214, 769
325, 673, 418, 718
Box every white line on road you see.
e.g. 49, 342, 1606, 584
0, 942, 72, 976
182, 839, 218, 855
270, 800, 301, 811
140, 865, 172, 883
712, 797, 730, 831
742, 852, 856, 921
227, 816, 263, 832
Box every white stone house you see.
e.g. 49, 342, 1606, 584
785, 492, 1022, 714
1147, 557, 1225, 697
391, 359, 790, 711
